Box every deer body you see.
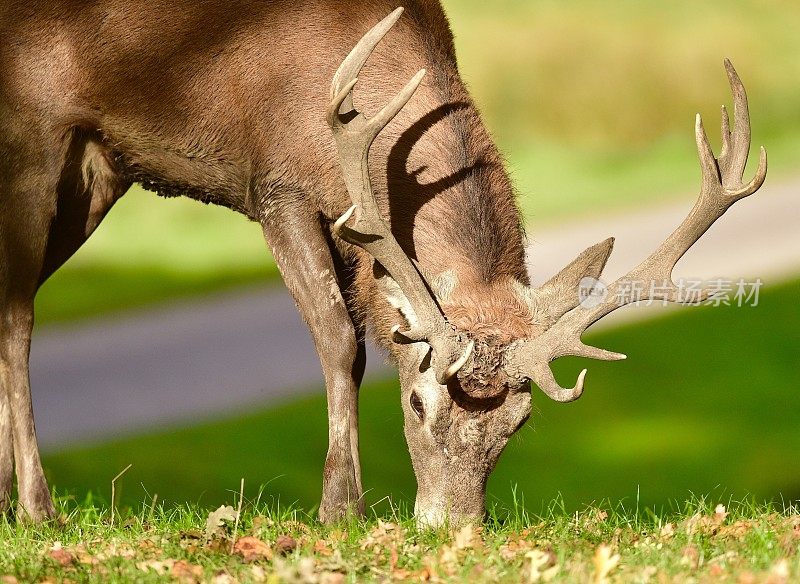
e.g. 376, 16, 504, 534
0, 2, 766, 525
0, 1, 530, 523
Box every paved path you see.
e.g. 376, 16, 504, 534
31, 177, 799, 450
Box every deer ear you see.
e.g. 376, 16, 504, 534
533, 237, 614, 325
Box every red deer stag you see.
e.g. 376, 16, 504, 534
0, 3, 766, 526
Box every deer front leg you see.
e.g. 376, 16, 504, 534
0, 387, 12, 513
261, 206, 366, 523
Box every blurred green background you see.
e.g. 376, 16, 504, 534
33, 0, 800, 515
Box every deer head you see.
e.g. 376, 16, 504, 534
328, 9, 767, 527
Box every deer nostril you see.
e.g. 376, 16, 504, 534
410, 391, 425, 421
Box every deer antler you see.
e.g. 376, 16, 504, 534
327, 8, 474, 385
507, 59, 767, 403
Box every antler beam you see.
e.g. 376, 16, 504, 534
327, 8, 474, 385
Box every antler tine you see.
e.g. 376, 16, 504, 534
327, 9, 472, 385
330, 7, 404, 110
530, 364, 587, 403
508, 60, 767, 401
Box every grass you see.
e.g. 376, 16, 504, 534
1, 495, 798, 582
33, 0, 800, 324
40, 278, 800, 520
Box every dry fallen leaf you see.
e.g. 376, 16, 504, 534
1, 576, 19, 584
524, 549, 559, 583
249, 565, 267, 582
314, 539, 334, 557
171, 560, 204, 583
320, 573, 346, 584
659, 523, 675, 541
592, 544, 620, 584
66, 544, 101, 566
233, 536, 273, 562
360, 520, 405, 552
683, 504, 730, 536
275, 535, 298, 556
48, 543, 74, 567
205, 505, 238, 540
438, 545, 460, 576
137, 559, 175, 575
766, 558, 790, 584
212, 573, 238, 584
452, 523, 482, 550
637, 566, 658, 583
717, 520, 753, 541
499, 530, 538, 560
714, 504, 729, 523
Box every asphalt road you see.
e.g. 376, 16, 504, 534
31, 177, 799, 450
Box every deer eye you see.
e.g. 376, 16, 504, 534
410, 391, 425, 421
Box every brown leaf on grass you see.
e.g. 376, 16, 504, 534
94, 540, 136, 562
452, 523, 483, 550
636, 566, 658, 583
778, 518, 800, 554
205, 505, 238, 540
499, 530, 539, 561
48, 543, 74, 567
683, 504, 730, 536
708, 564, 726, 578
233, 536, 273, 562
360, 521, 405, 553
718, 520, 754, 541
171, 560, 204, 583
137, 538, 162, 553
592, 544, 619, 584
738, 571, 757, 584
765, 559, 790, 584
714, 504, 729, 523
659, 523, 675, 541
249, 565, 267, 582
1, 576, 19, 584
314, 540, 334, 557
524, 549, 559, 583
275, 535, 298, 556
320, 573, 346, 584
391, 565, 433, 582
437, 545, 460, 577
61, 544, 103, 566
137, 559, 175, 575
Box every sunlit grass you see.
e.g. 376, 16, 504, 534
0, 492, 797, 582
